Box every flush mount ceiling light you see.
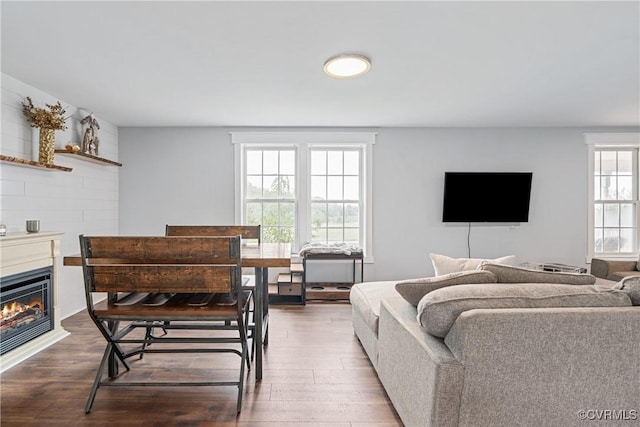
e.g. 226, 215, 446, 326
323, 54, 371, 78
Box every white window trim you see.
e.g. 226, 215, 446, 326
231, 131, 376, 263
585, 133, 640, 262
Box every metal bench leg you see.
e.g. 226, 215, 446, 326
237, 342, 247, 414
85, 343, 113, 413
140, 321, 168, 359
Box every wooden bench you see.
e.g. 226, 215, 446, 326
79, 235, 249, 414
165, 225, 260, 357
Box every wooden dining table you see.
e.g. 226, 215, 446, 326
235, 242, 291, 380
64, 242, 291, 381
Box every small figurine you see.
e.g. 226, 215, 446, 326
81, 113, 100, 155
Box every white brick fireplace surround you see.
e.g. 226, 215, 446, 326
0, 232, 69, 372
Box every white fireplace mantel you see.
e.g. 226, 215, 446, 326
0, 231, 70, 372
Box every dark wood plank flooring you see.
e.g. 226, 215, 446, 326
1, 302, 402, 426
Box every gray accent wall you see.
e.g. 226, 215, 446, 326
118, 127, 235, 235
119, 126, 640, 282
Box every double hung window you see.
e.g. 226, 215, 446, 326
233, 132, 374, 258
310, 149, 361, 245
587, 133, 640, 258
244, 148, 296, 244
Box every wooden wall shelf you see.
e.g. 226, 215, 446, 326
0, 154, 73, 172
54, 150, 122, 167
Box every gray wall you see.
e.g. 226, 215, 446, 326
118, 127, 235, 235
371, 127, 588, 280
119, 126, 639, 282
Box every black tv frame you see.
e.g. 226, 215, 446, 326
442, 172, 533, 223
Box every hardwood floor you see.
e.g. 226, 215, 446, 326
0, 302, 402, 426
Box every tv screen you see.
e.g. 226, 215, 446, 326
442, 172, 533, 222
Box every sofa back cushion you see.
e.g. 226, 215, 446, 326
417, 283, 632, 338
430, 253, 516, 276
395, 270, 497, 307
479, 262, 596, 285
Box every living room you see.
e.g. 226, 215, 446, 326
1, 1, 639, 426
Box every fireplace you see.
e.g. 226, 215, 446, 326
0, 232, 68, 372
1, 266, 54, 355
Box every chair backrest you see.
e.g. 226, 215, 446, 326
165, 225, 261, 243
79, 235, 241, 294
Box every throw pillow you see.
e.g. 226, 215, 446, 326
395, 270, 497, 307
479, 262, 596, 285
429, 253, 516, 276
417, 283, 632, 338
615, 276, 640, 305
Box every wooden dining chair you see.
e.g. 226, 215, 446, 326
79, 235, 249, 414
165, 225, 261, 360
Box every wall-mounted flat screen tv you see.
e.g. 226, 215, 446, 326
442, 172, 533, 222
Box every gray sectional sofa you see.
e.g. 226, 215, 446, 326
591, 258, 640, 281
350, 263, 640, 427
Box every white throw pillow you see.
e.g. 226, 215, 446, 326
430, 253, 516, 276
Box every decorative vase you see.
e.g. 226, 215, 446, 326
38, 128, 55, 165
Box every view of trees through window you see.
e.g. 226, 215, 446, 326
245, 149, 296, 244
311, 149, 360, 244
242, 146, 364, 248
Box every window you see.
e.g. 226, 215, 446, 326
233, 132, 375, 259
587, 133, 640, 259
310, 149, 361, 245
593, 149, 636, 253
245, 148, 296, 243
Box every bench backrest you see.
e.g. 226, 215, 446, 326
165, 225, 261, 243
80, 235, 241, 294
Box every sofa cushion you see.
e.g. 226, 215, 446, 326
349, 281, 397, 335
615, 276, 640, 305
417, 283, 632, 338
430, 253, 515, 276
609, 270, 640, 282
480, 262, 596, 285
594, 277, 618, 289
395, 270, 497, 307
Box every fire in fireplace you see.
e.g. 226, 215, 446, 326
0, 266, 53, 355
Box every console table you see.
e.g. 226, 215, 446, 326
302, 251, 364, 301
520, 262, 587, 274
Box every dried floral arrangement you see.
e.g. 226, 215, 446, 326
21, 96, 68, 130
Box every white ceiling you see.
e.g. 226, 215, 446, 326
1, 1, 639, 128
